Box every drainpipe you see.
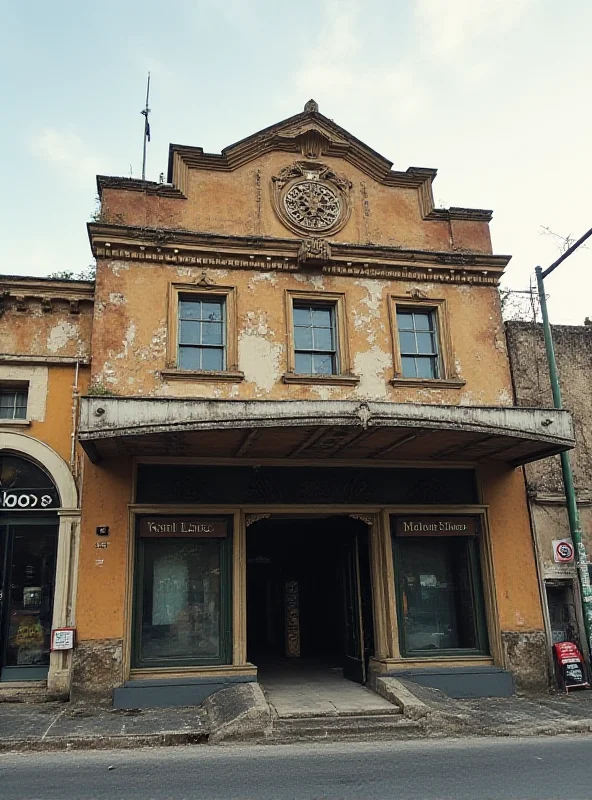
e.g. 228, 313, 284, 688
70, 359, 80, 474
534, 224, 592, 660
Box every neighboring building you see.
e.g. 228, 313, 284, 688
507, 321, 592, 674
0, 276, 93, 697
3, 103, 575, 706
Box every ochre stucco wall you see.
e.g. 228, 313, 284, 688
76, 457, 132, 641
479, 462, 544, 632
89, 263, 511, 406
100, 152, 492, 254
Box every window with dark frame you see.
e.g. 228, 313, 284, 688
293, 303, 338, 375
0, 387, 28, 420
396, 308, 440, 379
178, 296, 226, 371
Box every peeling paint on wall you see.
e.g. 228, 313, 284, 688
47, 321, 81, 354
239, 332, 282, 395
293, 273, 325, 290
353, 346, 391, 400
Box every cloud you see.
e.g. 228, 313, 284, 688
415, 0, 537, 58
292, 0, 427, 124
29, 128, 103, 188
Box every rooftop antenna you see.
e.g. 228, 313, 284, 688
141, 72, 151, 181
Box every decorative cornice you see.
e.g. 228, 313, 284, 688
0, 275, 95, 315
88, 223, 510, 286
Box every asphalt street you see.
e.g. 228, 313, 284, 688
1, 735, 592, 800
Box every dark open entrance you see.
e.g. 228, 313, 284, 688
246, 515, 373, 684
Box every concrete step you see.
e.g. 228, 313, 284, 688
271, 712, 421, 742
275, 705, 401, 719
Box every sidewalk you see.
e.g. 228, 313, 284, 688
2, 685, 592, 751
399, 680, 592, 737
0, 702, 208, 752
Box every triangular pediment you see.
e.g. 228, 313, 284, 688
168, 101, 436, 189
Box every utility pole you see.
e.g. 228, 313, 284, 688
535, 225, 592, 659
141, 72, 151, 181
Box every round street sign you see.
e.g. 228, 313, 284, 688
554, 539, 575, 563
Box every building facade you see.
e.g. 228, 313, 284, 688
0, 276, 93, 697
2, 103, 575, 705
507, 321, 592, 675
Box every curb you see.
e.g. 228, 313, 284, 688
0, 731, 208, 753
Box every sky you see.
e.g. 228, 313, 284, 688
2, 0, 591, 324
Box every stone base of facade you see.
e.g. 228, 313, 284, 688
501, 629, 549, 693
70, 638, 124, 702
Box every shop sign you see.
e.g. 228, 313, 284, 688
394, 516, 477, 537
0, 489, 59, 510
553, 539, 575, 563
138, 517, 227, 538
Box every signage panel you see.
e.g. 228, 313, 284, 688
138, 517, 227, 538
553, 538, 575, 563
0, 489, 59, 510
394, 516, 478, 537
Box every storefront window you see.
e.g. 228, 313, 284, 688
392, 517, 488, 657
1, 523, 57, 678
133, 517, 231, 668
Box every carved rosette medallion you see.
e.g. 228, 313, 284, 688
272, 161, 352, 237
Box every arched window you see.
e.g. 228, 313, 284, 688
0, 455, 60, 510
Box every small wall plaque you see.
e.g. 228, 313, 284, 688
96, 526, 109, 536
51, 628, 76, 651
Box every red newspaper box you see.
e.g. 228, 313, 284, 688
553, 642, 590, 692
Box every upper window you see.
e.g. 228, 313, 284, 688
293, 303, 338, 375
396, 309, 440, 379
0, 387, 28, 420
178, 296, 226, 372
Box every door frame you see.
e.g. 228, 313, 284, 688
0, 515, 59, 681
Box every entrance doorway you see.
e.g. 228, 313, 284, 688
246, 515, 374, 684
0, 518, 58, 681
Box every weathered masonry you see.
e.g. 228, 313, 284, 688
506, 321, 592, 679
0, 276, 93, 698
3, 102, 574, 705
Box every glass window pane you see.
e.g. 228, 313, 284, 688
139, 538, 222, 663
312, 307, 333, 328
201, 347, 224, 371
396, 311, 414, 331
312, 353, 335, 375
4, 527, 57, 669
0, 394, 14, 409
201, 322, 223, 345
0, 406, 13, 419
313, 326, 334, 351
179, 300, 202, 320
399, 331, 417, 354
178, 347, 202, 370
398, 538, 480, 653
401, 356, 417, 378
413, 312, 432, 331
416, 332, 436, 355
294, 326, 313, 349
293, 306, 312, 326
416, 356, 437, 379
201, 301, 223, 322
295, 352, 312, 374
179, 320, 201, 345
14, 406, 27, 420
